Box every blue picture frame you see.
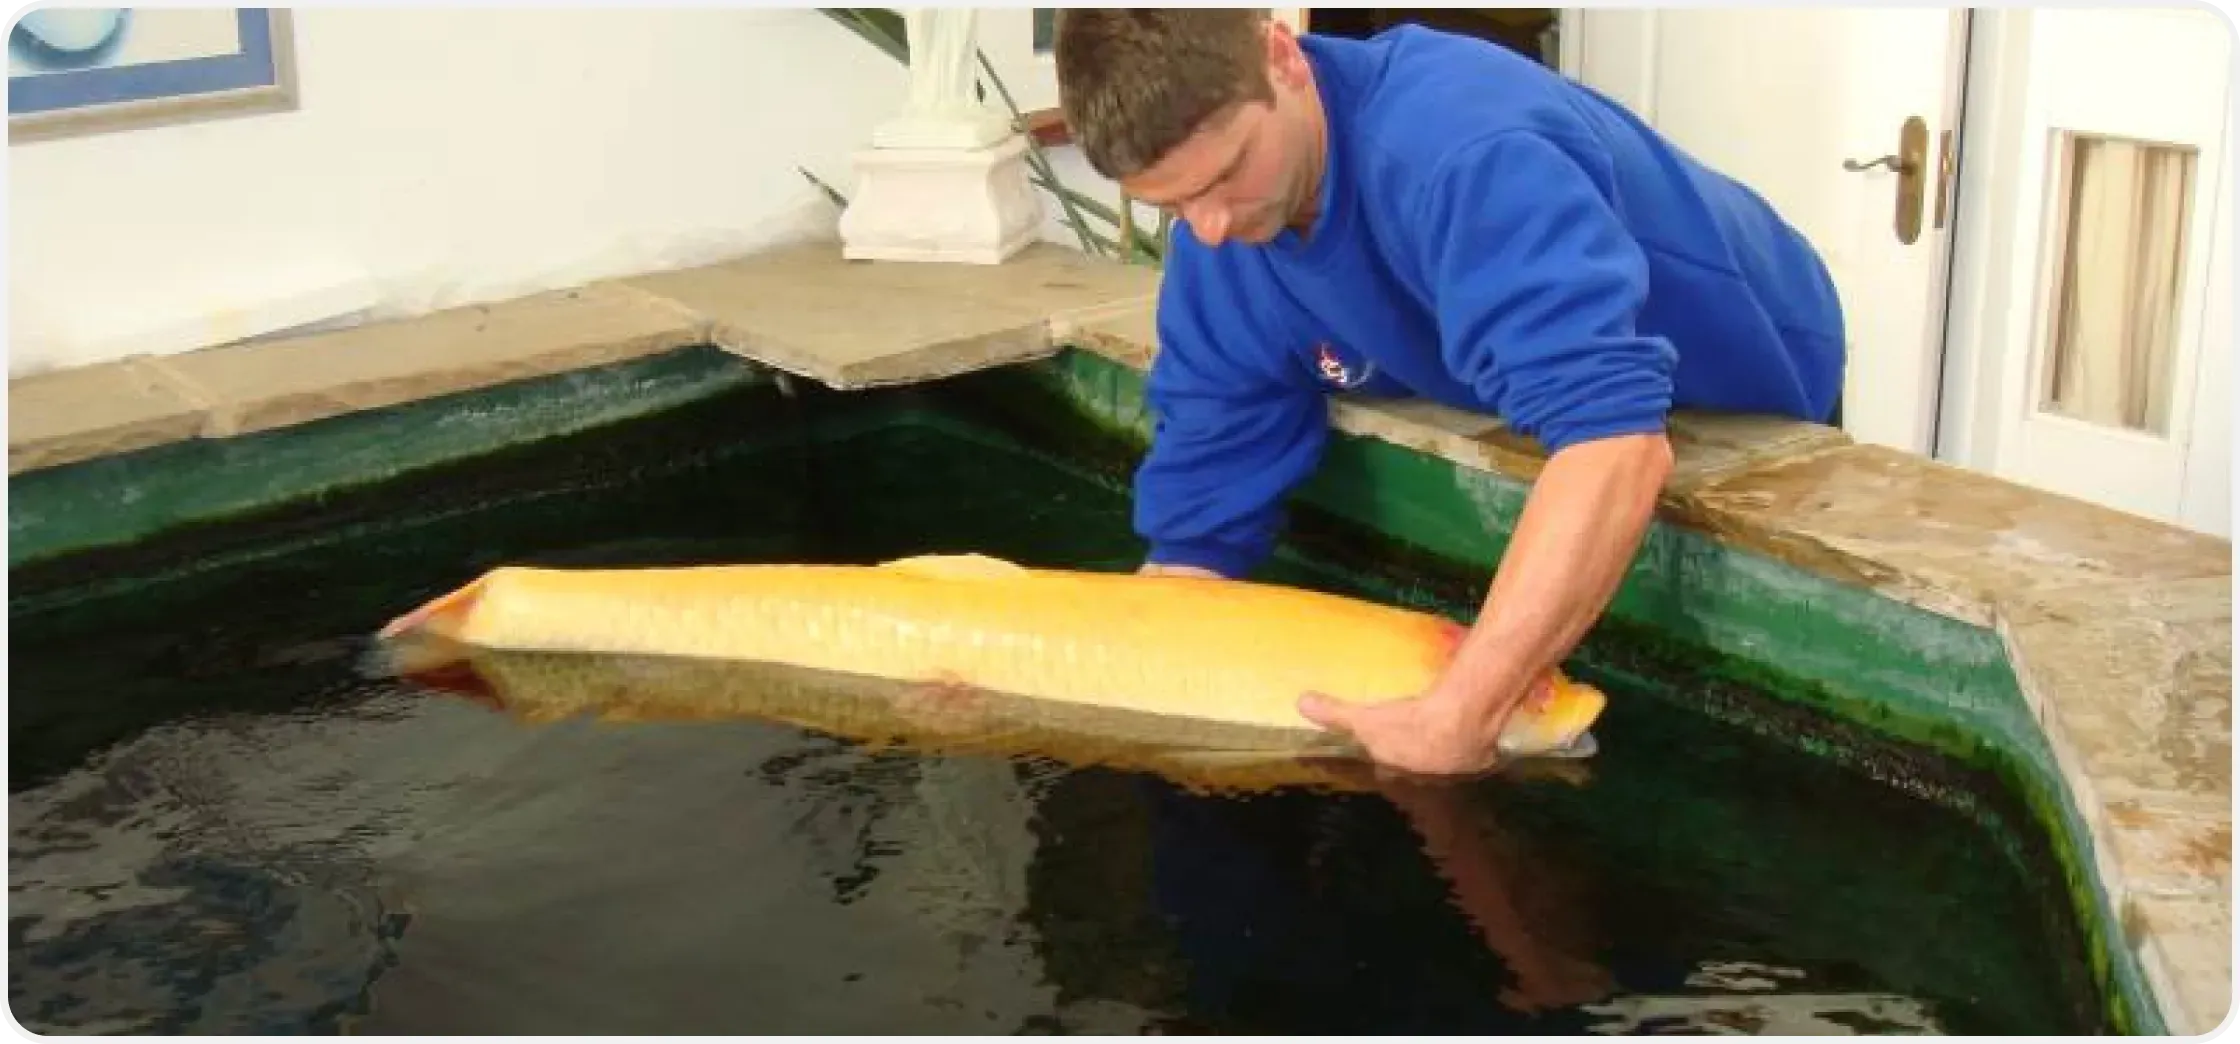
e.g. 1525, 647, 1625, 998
9, 8, 296, 143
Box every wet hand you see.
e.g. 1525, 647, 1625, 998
1297, 679, 1550, 778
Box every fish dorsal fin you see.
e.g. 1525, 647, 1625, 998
878, 553, 1029, 581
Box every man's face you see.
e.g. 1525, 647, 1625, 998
1123, 103, 1294, 246
1117, 25, 1318, 247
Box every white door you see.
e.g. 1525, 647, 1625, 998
1938, 8, 2233, 537
1570, 8, 1970, 455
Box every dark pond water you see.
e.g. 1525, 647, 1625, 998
8, 393, 2108, 1034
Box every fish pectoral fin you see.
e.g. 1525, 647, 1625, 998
890, 671, 998, 735
877, 553, 1030, 582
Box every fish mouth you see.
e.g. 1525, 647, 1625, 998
1530, 730, 1599, 760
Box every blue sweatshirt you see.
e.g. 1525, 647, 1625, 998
1134, 27, 1846, 578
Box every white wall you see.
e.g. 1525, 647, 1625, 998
8, 8, 911, 375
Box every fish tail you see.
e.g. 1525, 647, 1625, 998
364, 595, 505, 710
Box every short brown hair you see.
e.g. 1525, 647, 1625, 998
1054, 9, 1274, 180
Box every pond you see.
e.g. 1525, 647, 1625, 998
8, 367, 2110, 1034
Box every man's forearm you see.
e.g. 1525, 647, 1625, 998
1430, 431, 1674, 726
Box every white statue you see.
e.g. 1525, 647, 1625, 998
840, 5, 1042, 264
904, 9, 975, 117
872, 7, 1013, 151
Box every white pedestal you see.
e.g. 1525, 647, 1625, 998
838, 133, 1043, 265
870, 107, 1013, 152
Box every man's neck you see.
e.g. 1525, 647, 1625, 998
1287, 72, 1330, 237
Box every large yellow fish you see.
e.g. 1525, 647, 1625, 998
376, 553, 1607, 763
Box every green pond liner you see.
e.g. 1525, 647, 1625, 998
8, 346, 773, 575
5, 343, 2157, 1033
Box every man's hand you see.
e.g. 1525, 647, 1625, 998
1300, 431, 1673, 776
1137, 562, 1225, 580
1299, 677, 1555, 778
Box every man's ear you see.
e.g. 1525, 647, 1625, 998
1264, 18, 1311, 88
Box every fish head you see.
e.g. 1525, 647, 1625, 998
1498, 674, 1609, 759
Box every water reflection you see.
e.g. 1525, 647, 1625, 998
1367, 773, 1615, 1014
376, 636, 1397, 798
384, 640, 1623, 1028
7, 630, 2041, 1034
9, 697, 426, 1034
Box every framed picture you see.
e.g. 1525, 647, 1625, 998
8, 8, 297, 144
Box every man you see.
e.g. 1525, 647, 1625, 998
1052, 11, 1845, 776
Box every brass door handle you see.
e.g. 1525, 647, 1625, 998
1845, 115, 1931, 245
1843, 154, 1917, 175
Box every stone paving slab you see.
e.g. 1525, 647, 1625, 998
9, 357, 209, 474
2000, 577, 2231, 1032
2132, 893, 2231, 1035
146, 283, 706, 438
2100, 793, 2233, 899
1676, 444, 2231, 629
618, 240, 1158, 390
2004, 577, 2232, 804
1329, 395, 1856, 500
1075, 301, 1853, 505
1057, 303, 1158, 369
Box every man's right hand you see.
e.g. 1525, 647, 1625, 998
1137, 562, 1225, 580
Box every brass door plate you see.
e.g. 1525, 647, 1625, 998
1895, 115, 1929, 244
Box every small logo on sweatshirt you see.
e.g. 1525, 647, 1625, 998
1315, 342, 1377, 389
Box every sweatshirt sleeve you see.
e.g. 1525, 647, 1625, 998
1131, 254, 1329, 579
1414, 130, 1678, 454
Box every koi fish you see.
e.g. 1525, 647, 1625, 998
376, 553, 1606, 764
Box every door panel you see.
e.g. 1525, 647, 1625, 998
1943, 8, 2232, 534
1578, 9, 1967, 453
2178, 153, 2231, 536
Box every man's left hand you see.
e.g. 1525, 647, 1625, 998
1298, 678, 1549, 777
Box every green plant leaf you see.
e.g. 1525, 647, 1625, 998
976, 50, 1104, 256
1038, 182, 1163, 259
1073, 223, 1121, 256
796, 166, 850, 208
819, 8, 907, 64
